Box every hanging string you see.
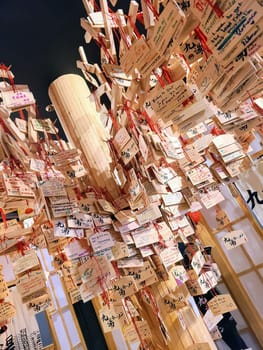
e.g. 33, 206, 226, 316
18, 110, 26, 121
143, 0, 159, 19
107, 139, 121, 169
194, 27, 213, 59
153, 222, 167, 248
141, 286, 169, 343
205, 0, 223, 17
124, 100, 136, 130
108, 12, 131, 50
93, 255, 110, 308
73, 187, 83, 200
179, 134, 188, 146
16, 241, 29, 256
161, 65, 173, 84
182, 94, 195, 107
136, 12, 145, 27
108, 109, 119, 131
124, 297, 147, 350
126, 14, 141, 39
210, 124, 225, 136
247, 91, 263, 116
96, 34, 116, 65
111, 260, 121, 279
178, 53, 192, 72
0, 208, 7, 229
154, 71, 166, 88
0, 119, 11, 135
140, 109, 160, 135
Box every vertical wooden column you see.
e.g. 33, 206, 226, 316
48, 74, 119, 199
49, 74, 119, 350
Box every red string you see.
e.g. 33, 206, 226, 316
199, 267, 217, 297
161, 65, 173, 84
108, 109, 119, 131
93, 255, 110, 308
182, 94, 194, 107
136, 12, 144, 26
159, 157, 170, 168
107, 139, 120, 166
247, 91, 263, 116
205, 0, 223, 17
109, 12, 131, 50
100, 187, 115, 204
194, 27, 213, 59
141, 109, 159, 134
18, 110, 25, 120
187, 243, 198, 260
34, 103, 41, 118
111, 261, 121, 279
73, 187, 83, 200
0, 209, 7, 229
178, 53, 192, 72
153, 222, 167, 248
96, 34, 115, 65
0, 119, 10, 134
126, 15, 141, 39
124, 101, 136, 130
124, 297, 147, 350
143, 0, 159, 19
92, 0, 100, 12
154, 72, 166, 88
179, 135, 188, 146
16, 241, 28, 256
141, 286, 159, 317
210, 125, 225, 136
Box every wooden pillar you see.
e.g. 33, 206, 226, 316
48, 74, 119, 199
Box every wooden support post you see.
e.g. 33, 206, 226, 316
48, 74, 119, 199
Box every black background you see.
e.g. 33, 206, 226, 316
1, 0, 130, 116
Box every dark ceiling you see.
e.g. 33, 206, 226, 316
1, 0, 128, 116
